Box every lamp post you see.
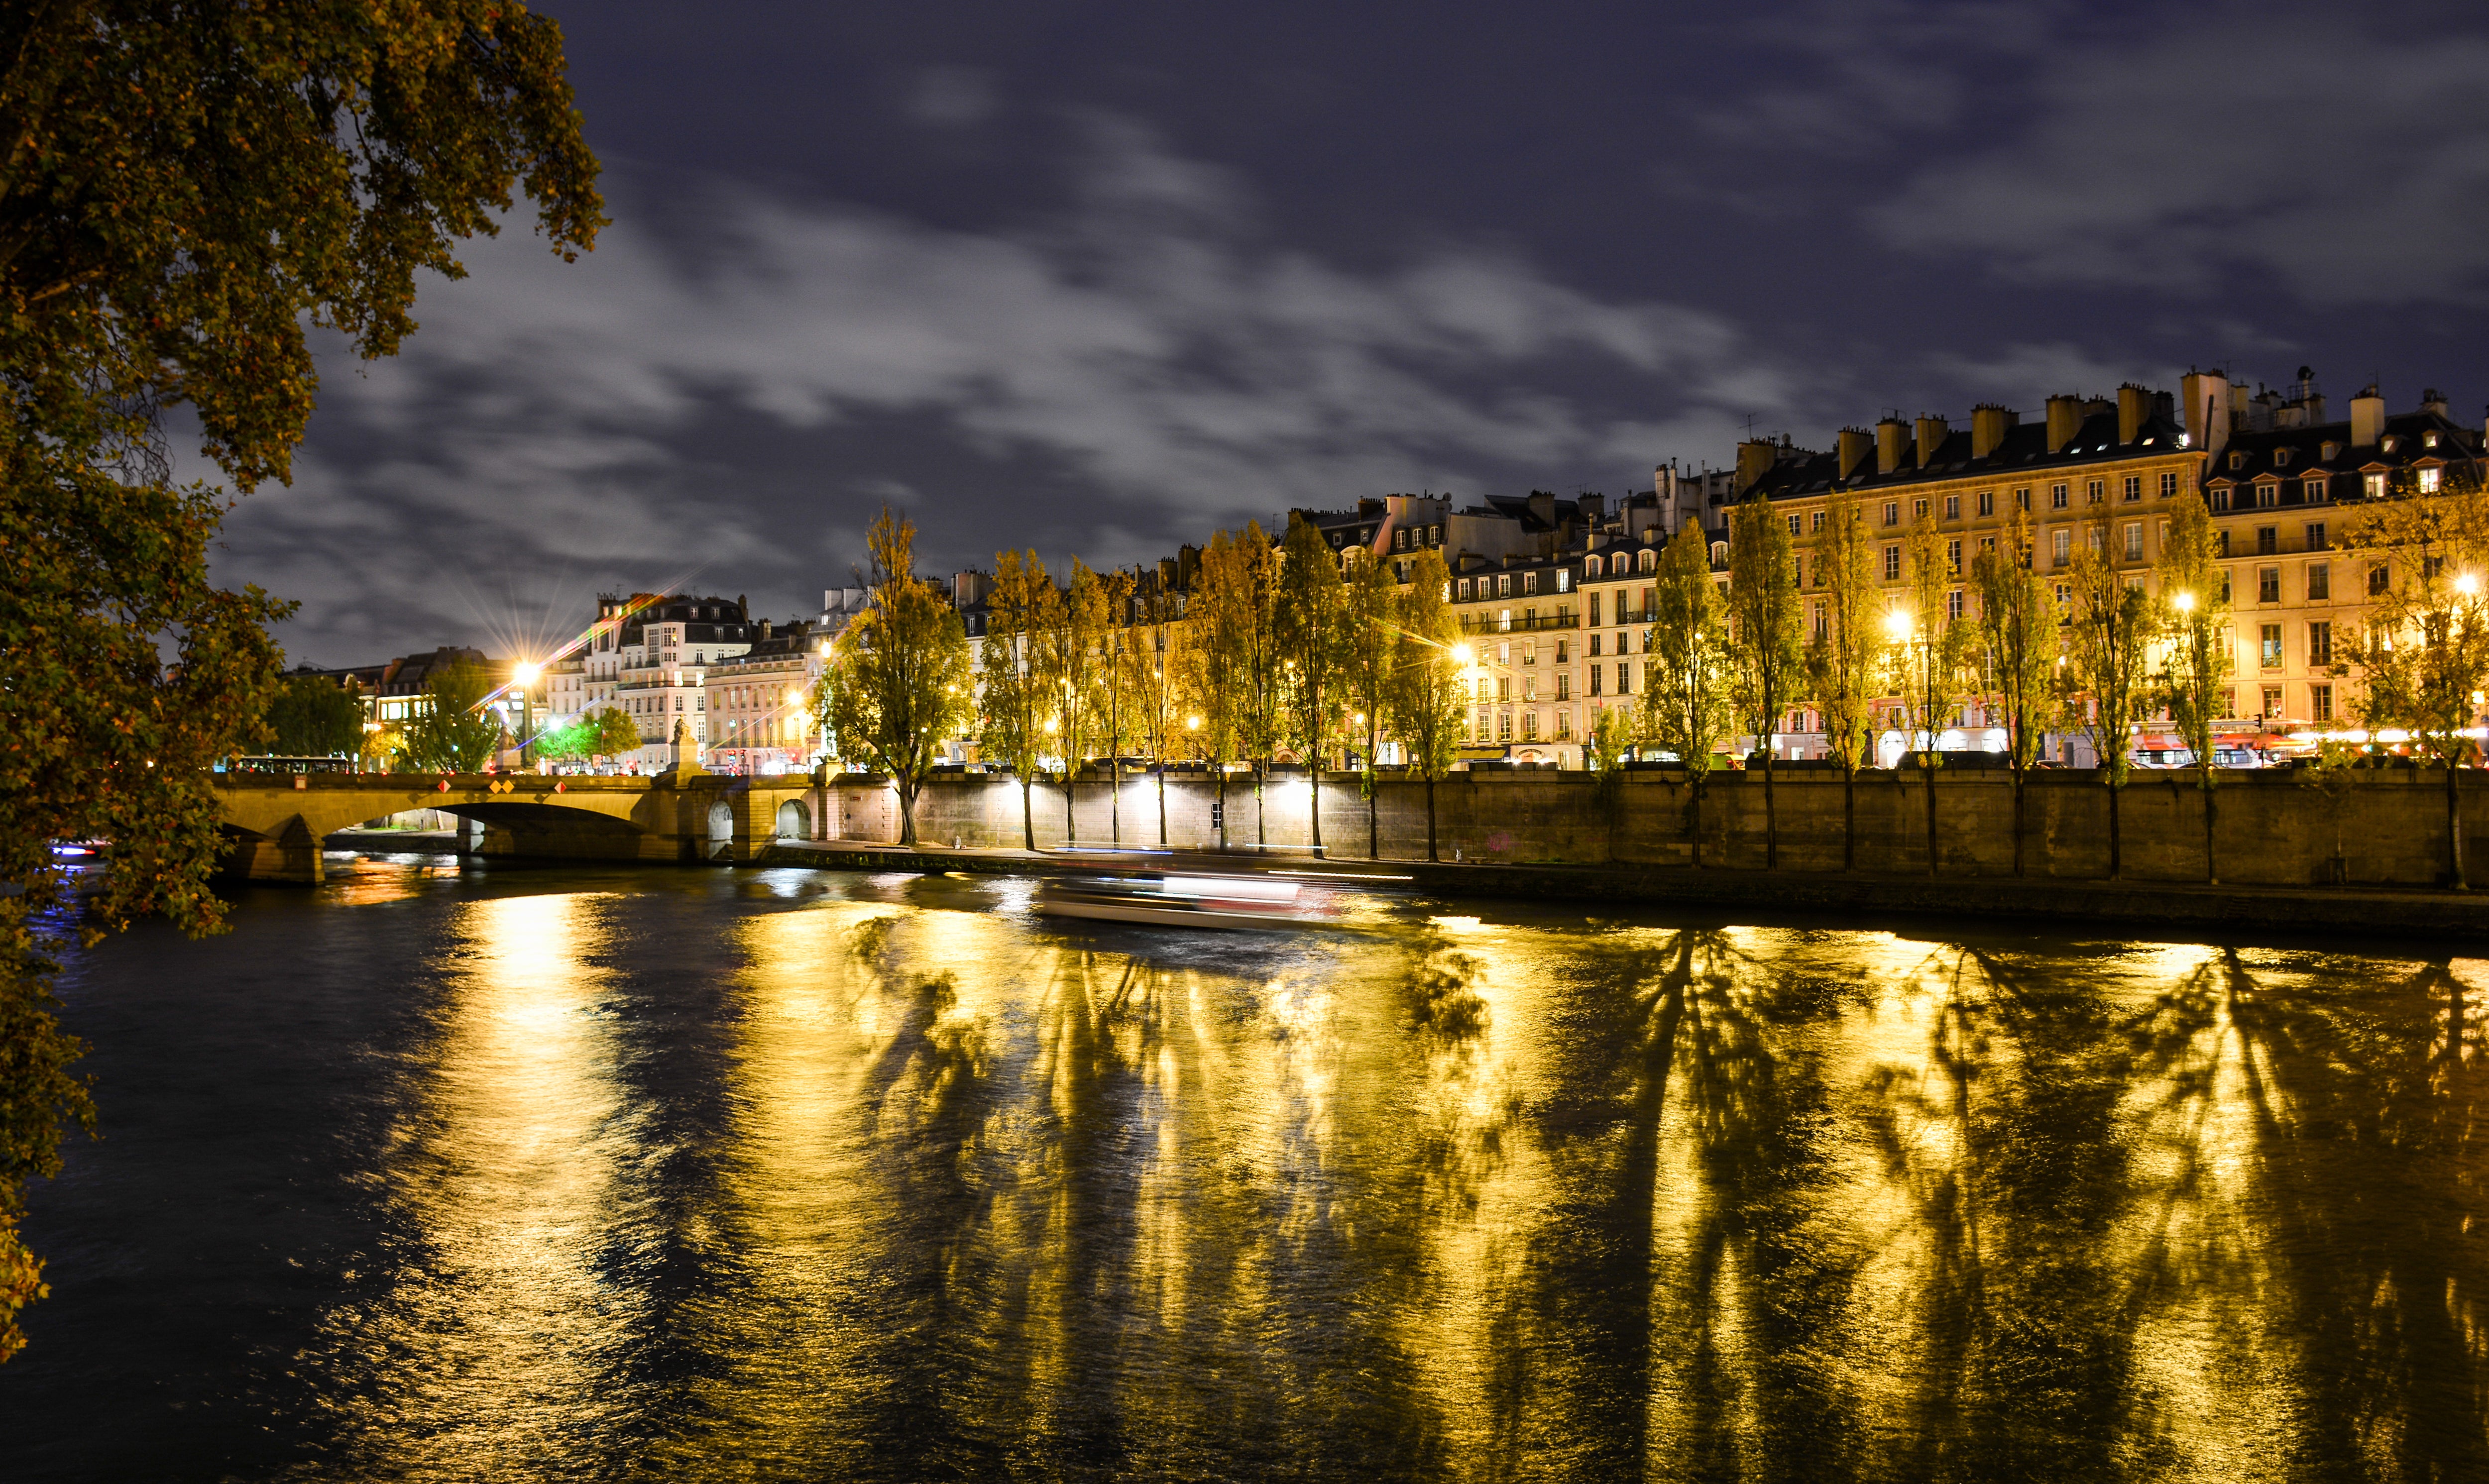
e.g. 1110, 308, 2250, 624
1882, 608, 1915, 764
511, 659, 541, 771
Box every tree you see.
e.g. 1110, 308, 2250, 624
1128, 570, 1186, 847
1806, 493, 1879, 869
2336, 468, 2489, 889
586, 707, 641, 764
978, 549, 1054, 849
1186, 529, 1270, 849
1641, 522, 1733, 867
1971, 507, 2062, 876
1340, 543, 1399, 858
1098, 568, 1136, 846
0, 0, 600, 1361
1726, 493, 1803, 867
1892, 516, 1969, 875
813, 509, 974, 847
266, 673, 365, 757
2061, 520, 2156, 879
2152, 492, 2231, 882
1275, 515, 1347, 853
1387, 548, 1465, 861
1587, 701, 1638, 862
402, 661, 506, 772
1230, 524, 1286, 843
1037, 557, 1107, 844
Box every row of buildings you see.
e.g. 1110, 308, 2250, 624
305, 364, 2483, 774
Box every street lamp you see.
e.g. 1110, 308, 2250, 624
510, 660, 541, 770
2460, 573, 2481, 598
1451, 642, 1474, 667
2173, 591, 2196, 614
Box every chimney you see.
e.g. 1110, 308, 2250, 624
2181, 371, 2227, 457
2044, 395, 2083, 453
1876, 417, 1909, 475
2351, 384, 2385, 448
759, 619, 772, 640
1734, 438, 1776, 493
2116, 383, 2151, 445
1914, 415, 1950, 468
1836, 427, 1874, 481
2422, 387, 2449, 418
1970, 404, 2014, 459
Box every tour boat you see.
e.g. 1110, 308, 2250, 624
1031, 871, 1329, 931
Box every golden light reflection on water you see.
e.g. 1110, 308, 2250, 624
305, 872, 2489, 1482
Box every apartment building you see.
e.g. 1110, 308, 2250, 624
704, 619, 823, 775
607, 594, 754, 770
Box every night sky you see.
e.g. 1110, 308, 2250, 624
219, 0, 2489, 667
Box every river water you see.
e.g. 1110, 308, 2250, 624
2, 852, 2485, 1482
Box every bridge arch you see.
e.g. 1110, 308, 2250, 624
774, 799, 810, 839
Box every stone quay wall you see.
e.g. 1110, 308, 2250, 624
818, 767, 2489, 889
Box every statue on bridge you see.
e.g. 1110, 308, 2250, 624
667, 716, 706, 778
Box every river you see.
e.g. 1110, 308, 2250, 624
1, 851, 2484, 1482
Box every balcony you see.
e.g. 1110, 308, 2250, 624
1459, 612, 1579, 635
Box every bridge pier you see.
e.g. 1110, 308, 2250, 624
223, 818, 326, 884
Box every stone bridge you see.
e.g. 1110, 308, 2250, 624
216, 771, 862, 882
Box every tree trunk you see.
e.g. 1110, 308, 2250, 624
1426, 776, 1439, 862
897, 781, 917, 847
1021, 777, 1035, 851
1310, 766, 1322, 854
1842, 764, 1856, 871
2011, 766, 2026, 877
2202, 768, 2218, 885
1368, 779, 1379, 860
1688, 778, 1702, 869
1157, 769, 1167, 848
2450, 762, 2468, 891
2107, 781, 2122, 880
1217, 770, 1229, 851
1923, 762, 1938, 877
1256, 760, 1268, 845
1762, 748, 1777, 869
1064, 761, 1075, 845
1110, 759, 1120, 847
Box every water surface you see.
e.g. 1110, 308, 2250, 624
3, 854, 2484, 1482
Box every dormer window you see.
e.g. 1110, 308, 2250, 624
2322, 441, 2342, 461
2274, 448, 2293, 467
2229, 451, 2246, 470
2426, 431, 2442, 448
2382, 435, 2399, 454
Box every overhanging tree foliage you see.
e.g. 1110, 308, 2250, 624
0, 0, 602, 1361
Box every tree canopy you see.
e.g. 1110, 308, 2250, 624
265, 672, 365, 756
0, 0, 601, 1362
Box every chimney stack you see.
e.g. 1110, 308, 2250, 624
1837, 426, 1874, 481
2045, 395, 2083, 453
2351, 384, 2386, 448
2422, 387, 2449, 418
2116, 384, 2151, 445
1733, 438, 1775, 494
1971, 404, 2015, 459
2180, 370, 2228, 458
1876, 417, 1909, 475
1914, 416, 1950, 468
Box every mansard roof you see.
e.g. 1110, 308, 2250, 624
1718, 410, 2193, 507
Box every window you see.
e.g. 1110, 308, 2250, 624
1947, 589, 1965, 620
2365, 473, 2387, 499
2263, 685, 2284, 717
1810, 510, 1825, 532
1811, 602, 1827, 640
1709, 541, 1728, 567
2307, 562, 2330, 601
2159, 471, 2179, 498
2256, 526, 2277, 555
1915, 498, 1930, 520
2311, 683, 2333, 722
1585, 555, 1602, 579
1498, 712, 1511, 740
2421, 467, 2443, 493
2258, 566, 2280, 603
1948, 538, 1963, 573
2370, 562, 2391, 596
1616, 662, 1631, 695
1457, 578, 1472, 600
1499, 574, 1514, 597
1977, 490, 1995, 516
1393, 529, 1407, 550
2309, 621, 2332, 665
2051, 483, 2069, 510
1786, 513, 1801, 535
1639, 549, 1658, 574
1884, 545, 1902, 580
2051, 530, 2071, 567
2123, 523, 2143, 562
2257, 482, 2279, 509
1557, 710, 1572, 740
2123, 476, 2142, 502
2230, 451, 2246, 470
2305, 521, 2327, 550
2087, 479, 2105, 504
2016, 487, 2032, 511
2219, 569, 2233, 603
1944, 494, 1961, 521
1522, 571, 1538, 595
1496, 676, 1510, 702
1884, 501, 1900, 527
1588, 664, 1602, 694
2211, 487, 2232, 512
1588, 592, 1601, 626
2216, 529, 2231, 556
2304, 478, 2328, 504
2261, 624, 2283, 669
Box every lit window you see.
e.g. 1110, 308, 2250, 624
2421, 467, 2443, 493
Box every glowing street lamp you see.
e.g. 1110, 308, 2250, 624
1451, 642, 1475, 667
2173, 591, 2196, 614
2459, 573, 2481, 598
1883, 608, 1912, 641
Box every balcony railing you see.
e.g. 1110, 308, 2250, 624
1458, 612, 1579, 635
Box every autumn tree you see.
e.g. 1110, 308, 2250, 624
1891, 515, 1969, 875
2061, 519, 2156, 879
978, 550, 1055, 849
1641, 522, 1733, 866
1806, 493, 1880, 869
1275, 514, 1347, 852
1971, 507, 2061, 876
1037, 557, 1108, 843
2152, 492, 2230, 882
1127, 570, 1187, 847
2337, 467, 2489, 889
1340, 544, 1399, 858
1388, 548, 1465, 861
1726, 493, 1803, 866
0, 0, 601, 1360
814, 510, 974, 847
403, 661, 506, 772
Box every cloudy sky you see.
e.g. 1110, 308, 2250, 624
223, 0, 2489, 666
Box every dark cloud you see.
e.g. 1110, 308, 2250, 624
212, 0, 2489, 661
